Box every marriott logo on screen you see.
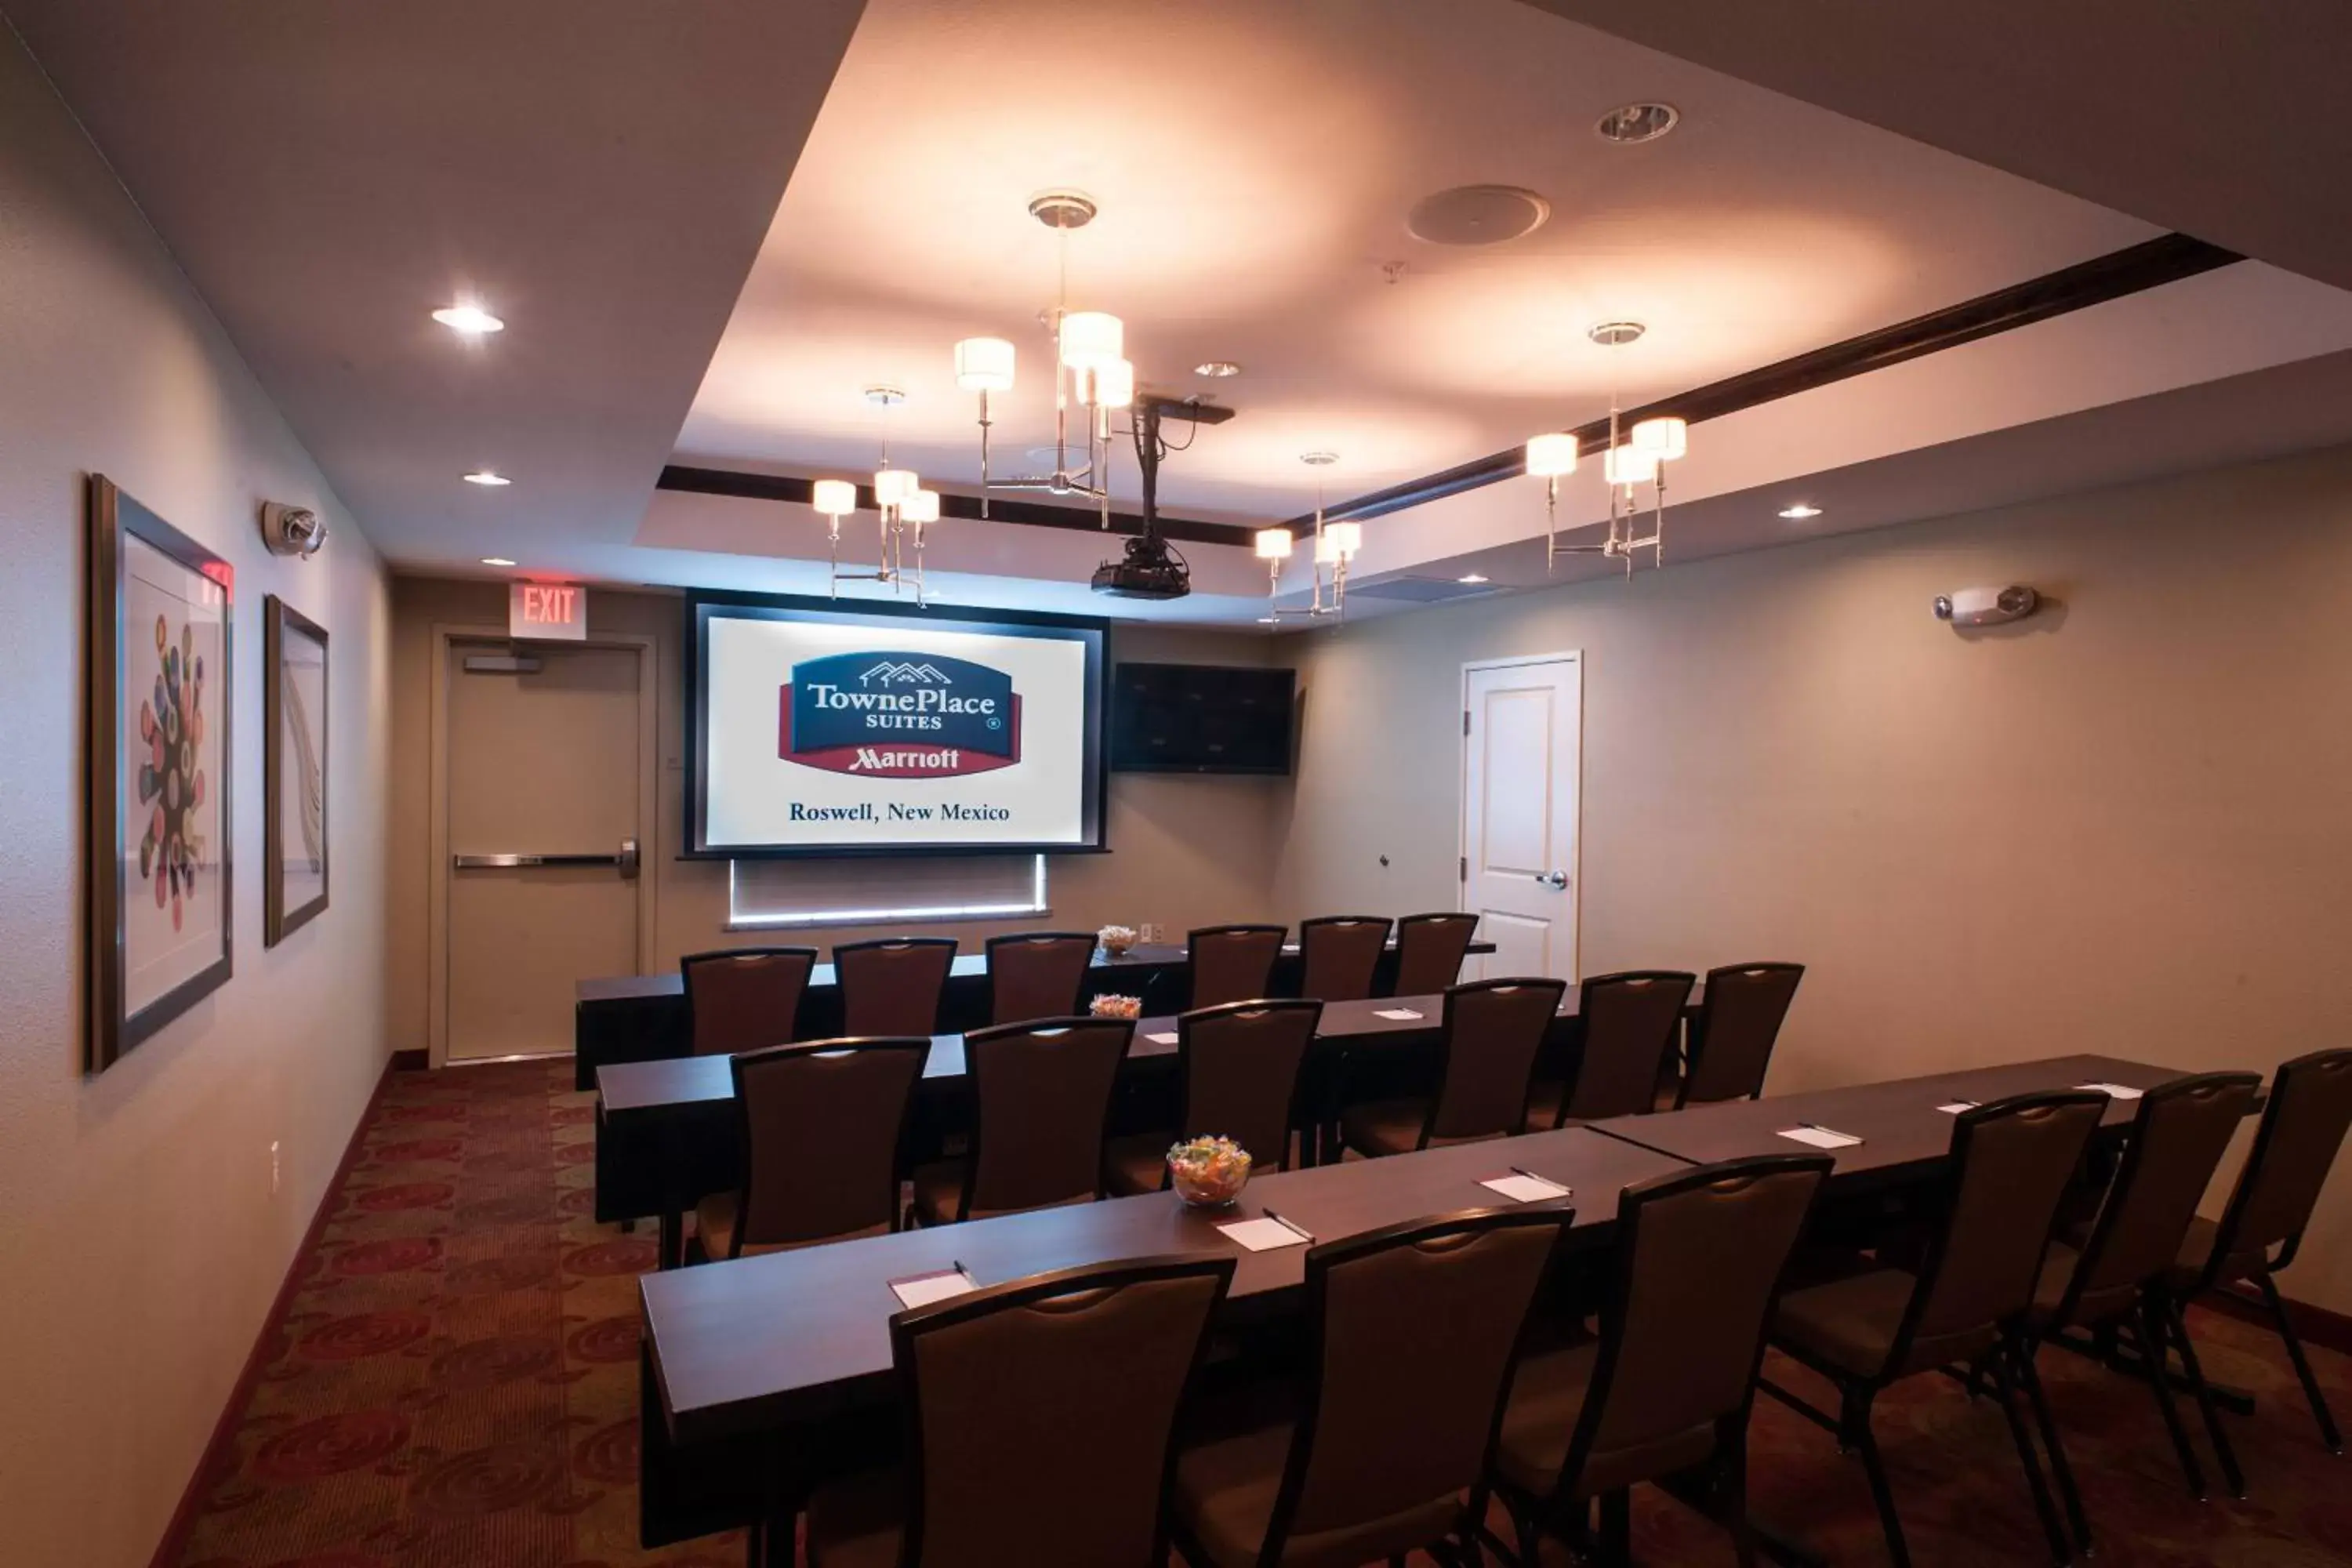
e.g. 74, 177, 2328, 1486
779, 651, 1022, 779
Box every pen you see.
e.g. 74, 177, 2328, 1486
1508, 1165, 1561, 1189
953, 1260, 971, 1281
1261, 1207, 1315, 1243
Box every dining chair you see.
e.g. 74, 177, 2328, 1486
1762, 1091, 2108, 1568
1678, 962, 1804, 1107
1168, 1207, 1571, 1567
1187, 924, 1287, 1010
2009, 1073, 2260, 1546
1340, 977, 1567, 1158
1531, 971, 1696, 1127
680, 946, 815, 1055
907, 1016, 1133, 1225
2164, 1049, 2352, 1472
804, 1254, 1236, 1568
1295, 915, 1392, 1004
833, 936, 957, 1037
1390, 912, 1480, 996
984, 931, 1098, 1025
688, 1036, 930, 1262
1102, 999, 1323, 1196
1488, 1154, 1831, 1566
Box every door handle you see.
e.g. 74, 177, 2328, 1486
453, 851, 622, 869
618, 837, 641, 880
1537, 869, 1569, 890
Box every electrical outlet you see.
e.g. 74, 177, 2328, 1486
270, 1141, 281, 1196
1139, 922, 1163, 943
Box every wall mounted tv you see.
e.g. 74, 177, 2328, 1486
1109, 662, 1295, 775
686, 593, 1107, 858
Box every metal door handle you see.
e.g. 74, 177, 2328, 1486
1537, 869, 1569, 890
454, 839, 639, 877
619, 837, 640, 880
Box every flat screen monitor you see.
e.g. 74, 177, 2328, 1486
1109, 662, 1295, 775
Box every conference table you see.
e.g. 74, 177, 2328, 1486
572, 935, 1495, 1091
631, 1050, 2194, 1547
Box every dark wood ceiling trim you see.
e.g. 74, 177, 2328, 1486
1286, 232, 2245, 529
656, 464, 1255, 549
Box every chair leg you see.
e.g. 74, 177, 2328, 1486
1846, 1389, 1912, 1568
2165, 1295, 2248, 1499
2012, 1334, 2091, 1556
2257, 1269, 2346, 1454
1723, 1425, 1761, 1568
1990, 1348, 2073, 1566
1598, 1488, 1632, 1566
2132, 1297, 2209, 1500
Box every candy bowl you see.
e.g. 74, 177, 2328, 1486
1098, 924, 1139, 956
1167, 1135, 1252, 1209
1090, 993, 1143, 1020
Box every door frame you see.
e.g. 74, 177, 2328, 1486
1457, 650, 1584, 984
426, 622, 660, 1066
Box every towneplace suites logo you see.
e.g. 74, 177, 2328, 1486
779, 651, 1022, 779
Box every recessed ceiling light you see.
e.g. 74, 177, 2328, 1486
432, 303, 504, 336
1195, 361, 1242, 378
480, 556, 517, 568
463, 470, 511, 487
1596, 103, 1679, 144
1588, 320, 1647, 347
1778, 503, 1823, 520
1457, 573, 1490, 584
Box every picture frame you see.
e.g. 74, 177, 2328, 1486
86, 474, 234, 1071
264, 595, 329, 946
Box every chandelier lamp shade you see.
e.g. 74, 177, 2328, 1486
1523, 325, 1689, 575
953, 336, 1015, 393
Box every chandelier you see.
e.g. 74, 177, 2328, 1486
1253, 452, 1363, 625
950, 191, 1138, 530
1524, 321, 1688, 575
810, 385, 944, 605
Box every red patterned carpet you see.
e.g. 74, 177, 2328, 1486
172, 1059, 2352, 1567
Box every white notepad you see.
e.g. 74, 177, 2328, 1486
1778, 1125, 1864, 1149
1936, 1102, 1979, 1115
1480, 1172, 1573, 1203
1218, 1217, 1312, 1252
1373, 1007, 1425, 1022
2077, 1082, 2144, 1100
889, 1266, 978, 1310
1145, 1031, 1179, 1045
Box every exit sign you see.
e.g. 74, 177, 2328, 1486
509, 581, 586, 641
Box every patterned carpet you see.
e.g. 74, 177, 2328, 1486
172, 1059, 2352, 1567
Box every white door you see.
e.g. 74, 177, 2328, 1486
443, 640, 647, 1061
1460, 653, 1581, 982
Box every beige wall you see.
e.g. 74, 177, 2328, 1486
385, 578, 1288, 1058
1272, 442, 2352, 1311
0, 29, 393, 1568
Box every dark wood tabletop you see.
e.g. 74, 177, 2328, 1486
577, 943, 1200, 1006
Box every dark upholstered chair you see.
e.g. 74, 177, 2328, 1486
806, 1255, 1235, 1568
2012, 1073, 2259, 1544
1763, 1091, 2108, 1568
1490, 1155, 1830, 1565
2165, 1050, 2352, 1475
1679, 962, 1803, 1106
1170, 1207, 1570, 1567
1102, 1000, 1323, 1197
833, 937, 956, 1037
907, 1017, 1131, 1225
985, 931, 1097, 1025
1295, 916, 1391, 1004
681, 946, 815, 1055
1187, 924, 1287, 1010
1390, 912, 1479, 997
689, 1036, 928, 1263
1341, 978, 1567, 1158
1534, 971, 1694, 1127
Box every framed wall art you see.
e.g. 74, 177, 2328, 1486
86, 474, 233, 1070
264, 596, 328, 946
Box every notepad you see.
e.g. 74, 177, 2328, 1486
2077, 1082, 2144, 1101
1145, 1031, 1179, 1045
888, 1266, 978, 1310
1936, 1102, 1979, 1115
1218, 1217, 1312, 1252
1778, 1125, 1864, 1149
1374, 1007, 1425, 1022
1480, 1172, 1573, 1203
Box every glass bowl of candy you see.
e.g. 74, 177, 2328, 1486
1098, 924, 1139, 956
1167, 1135, 1252, 1209
1090, 993, 1143, 1020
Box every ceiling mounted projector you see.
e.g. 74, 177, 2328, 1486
1091, 394, 1232, 603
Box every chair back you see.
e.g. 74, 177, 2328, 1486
1428, 978, 1569, 1142
1893, 1091, 2107, 1374
1391, 913, 1479, 996
1298, 916, 1392, 1004
959, 1017, 1133, 1218
1565, 971, 1696, 1121
1186, 924, 1287, 1009
681, 946, 815, 1055
1265, 1208, 1570, 1553
1553, 1156, 1830, 1500
1176, 1000, 1322, 1173
985, 931, 1096, 1025
835, 937, 957, 1037
892, 1256, 1234, 1568
1681, 963, 1802, 1105
726, 1036, 927, 1253
2205, 1048, 2352, 1283
2057, 1073, 2259, 1323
